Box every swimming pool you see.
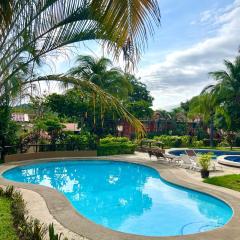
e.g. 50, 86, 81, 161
225, 156, 240, 162
169, 149, 240, 159
2, 160, 233, 237
217, 155, 240, 167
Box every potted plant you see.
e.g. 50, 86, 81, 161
198, 153, 212, 178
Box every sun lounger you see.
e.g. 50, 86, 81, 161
178, 155, 201, 171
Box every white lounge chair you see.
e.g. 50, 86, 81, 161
179, 155, 201, 171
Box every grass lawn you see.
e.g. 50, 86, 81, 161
0, 197, 18, 240
204, 174, 240, 192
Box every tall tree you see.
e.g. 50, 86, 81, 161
0, 0, 161, 100
125, 74, 154, 119
68, 55, 132, 100
204, 56, 240, 132
188, 94, 218, 147
0, 0, 161, 146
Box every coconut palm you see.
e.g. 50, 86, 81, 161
0, 0, 161, 143
68, 55, 132, 100
203, 56, 240, 103
188, 94, 218, 147
0, 0, 161, 95
203, 56, 240, 140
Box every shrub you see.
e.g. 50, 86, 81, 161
145, 135, 205, 148
153, 135, 183, 148
202, 138, 219, 147
198, 153, 212, 171
218, 139, 229, 147
192, 140, 204, 148
180, 136, 191, 147
0, 186, 69, 240
60, 132, 97, 150
235, 135, 240, 147
98, 137, 136, 156
100, 136, 129, 144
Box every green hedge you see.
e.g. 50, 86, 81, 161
153, 135, 189, 148
152, 135, 204, 148
60, 132, 97, 150
97, 137, 136, 156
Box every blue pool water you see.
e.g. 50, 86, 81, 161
169, 149, 240, 159
225, 156, 240, 162
3, 160, 233, 237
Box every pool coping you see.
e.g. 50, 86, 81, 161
217, 155, 240, 168
0, 156, 240, 240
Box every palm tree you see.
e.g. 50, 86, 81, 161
202, 56, 240, 147
188, 94, 218, 147
204, 56, 240, 104
0, 0, 161, 143
0, 0, 160, 96
68, 55, 132, 100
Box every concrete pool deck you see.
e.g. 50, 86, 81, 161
0, 152, 240, 240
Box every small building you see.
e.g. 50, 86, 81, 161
63, 123, 81, 133
12, 113, 29, 122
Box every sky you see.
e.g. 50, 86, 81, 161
42, 0, 240, 111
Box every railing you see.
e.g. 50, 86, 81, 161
1, 143, 97, 158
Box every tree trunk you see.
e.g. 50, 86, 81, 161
210, 115, 214, 148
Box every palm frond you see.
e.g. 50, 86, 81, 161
0, 0, 161, 86
24, 74, 145, 137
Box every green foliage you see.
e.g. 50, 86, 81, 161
197, 153, 212, 171
0, 196, 18, 240
125, 74, 154, 119
202, 138, 219, 147
192, 140, 204, 148
46, 91, 88, 122
69, 55, 133, 100
152, 135, 205, 148
207, 56, 240, 133
46, 65, 154, 137
34, 115, 64, 144
218, 139, 230, 147
0, 186, 68, 240
0, 0, 161, 143
98, 137, 136, 156
126, 100, 153, 119
60, 132, 97, 150
100, 136, 129, 144
153, 135, 183, 148
0, 104, 20, 154
48, 223, 66, 240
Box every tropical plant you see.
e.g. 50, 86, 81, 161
0, 0, 161, 149
98, 136, 136, 155
206, 57, 240, 117
0, 186, 68, 240
34, 115, 64, 144
188, 93, 218, 147
202, 56, 240, 148
125, 74, 154, 119
69, 55, 133, 100
0, 0, 160, 100
205, 56, 240, 106
198, 153, 212, 171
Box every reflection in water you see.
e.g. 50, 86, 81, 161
3, 160, 232, 236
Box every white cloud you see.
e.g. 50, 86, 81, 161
139, 0, 240, 110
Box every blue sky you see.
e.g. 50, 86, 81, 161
43, 0, 240, 110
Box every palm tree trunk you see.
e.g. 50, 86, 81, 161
210, 115, 214, 147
